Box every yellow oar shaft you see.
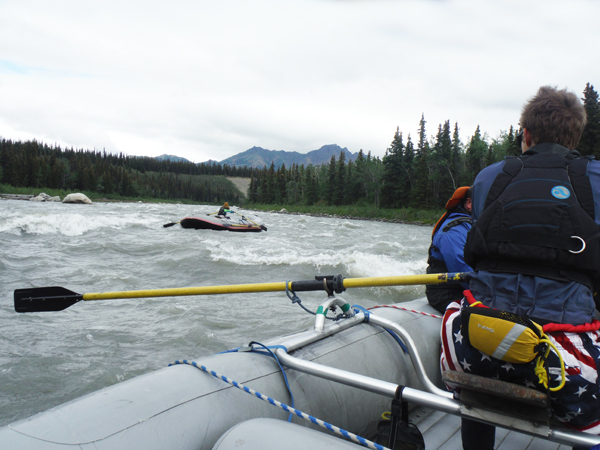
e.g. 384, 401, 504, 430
81, 273, 466, 302
83, 281, 291, 301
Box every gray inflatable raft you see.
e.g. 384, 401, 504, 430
1, 298, 599, 450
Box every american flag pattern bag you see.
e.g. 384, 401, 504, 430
440, 298, 600, 433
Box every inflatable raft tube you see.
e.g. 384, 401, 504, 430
213, 418, 363, 449
180, 216, 263, 232
0, 299, 443, 450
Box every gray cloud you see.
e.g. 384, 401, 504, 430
0, 0, 598, 163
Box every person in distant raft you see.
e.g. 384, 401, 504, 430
425, 186, 473, 313
218, 202, 231, 217
441, 86, 600, 450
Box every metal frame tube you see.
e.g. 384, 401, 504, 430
275, 343, 600, 448
273, 309, 600, 448
366, 313, 450, 397
273, 311, 367, 352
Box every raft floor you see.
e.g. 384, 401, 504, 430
411, 407, 572, 450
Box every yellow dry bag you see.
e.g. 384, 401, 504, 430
461, 306, 565, 391
461, 307, 544, 363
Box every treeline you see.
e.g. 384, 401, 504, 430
0, 141, 259, 203
1, 83, 598, 209
247, 123, 508, 209
250, 83, 600, 209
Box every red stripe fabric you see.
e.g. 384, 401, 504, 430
552, 332, 597, 370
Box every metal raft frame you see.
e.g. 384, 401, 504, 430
273, 293, 600, 449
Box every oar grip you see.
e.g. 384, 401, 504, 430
290, 275, 345, 294
290, 280, 330, 292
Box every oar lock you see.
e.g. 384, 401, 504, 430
315, 275, 345, 296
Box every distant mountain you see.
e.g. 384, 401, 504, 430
218, 144, 358, 169
155, 154, 192, 163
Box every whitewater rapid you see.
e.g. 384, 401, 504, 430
0, 199, 432, 426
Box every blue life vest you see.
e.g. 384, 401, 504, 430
426, 211, 472, 313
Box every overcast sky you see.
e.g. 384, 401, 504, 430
1, 0, 598, 163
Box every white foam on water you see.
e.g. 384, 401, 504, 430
304, 231, 335, 238
206, 238, 341, 269
203, 233, 428, 275
341, 221, 362, 229
0, 212, 151, 236
343, 250, 427, 278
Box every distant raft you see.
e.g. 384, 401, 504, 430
180, 214, 266, 232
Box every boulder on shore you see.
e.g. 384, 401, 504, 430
29, 192, 61, 202
62, 193, 93, 204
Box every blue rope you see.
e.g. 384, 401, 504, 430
169, 359, 389, 450
286, 280, 318, 316
353, 304, 407, 354
285, 281, 348, 321
213, 343, 294, 420
384, 329, 408, 354
248, 341, 295, 422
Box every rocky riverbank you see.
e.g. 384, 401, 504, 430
1, 192, 93, 203
0, 194, 35, 200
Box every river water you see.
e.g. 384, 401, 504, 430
0, 199, 432, 427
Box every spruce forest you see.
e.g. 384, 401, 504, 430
1, 83, 599, 210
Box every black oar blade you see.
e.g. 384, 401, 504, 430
14, 287, 84, 313
260, 225, 268, 231
163, 222, 178, 228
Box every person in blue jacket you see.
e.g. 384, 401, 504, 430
426, 186, 473, 313
441, 86, 600, 450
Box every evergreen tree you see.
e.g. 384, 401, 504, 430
334, 151, 346, 205
401, 135, 415, 195
430, 121, 453, 207
485, 144, 495, 167
366, 155, 384, 208
489, 129, 517, 163
266, 162, 277, 203
353, 150, 368, 202
579, 83, 600, 159
277, 163, 287, 203
345, 160, 354, 204
381, 127, 404, 208
304, 165, 318, 205
465, 126, 488, 184
259, 167, 268, 203
451, 123, 463, 187
248, 176, 257, 202
505, 125, 521, 156
327, 155, 336, 205
411, 114, 431, 208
